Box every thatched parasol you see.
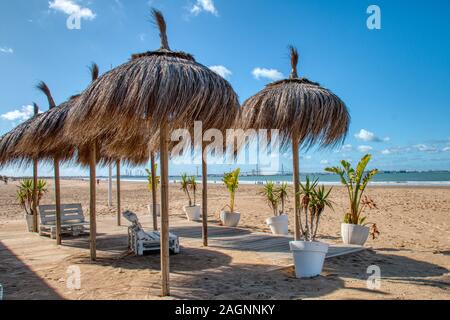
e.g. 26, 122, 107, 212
239, 46, 350, 241
64, 9, 240, 296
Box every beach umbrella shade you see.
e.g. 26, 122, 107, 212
0, 103, 42, 232
239, 46, 350, 240
65, 9, 240, 296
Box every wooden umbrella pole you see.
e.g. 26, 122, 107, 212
292, 137, 301, 241
201, 142, 208, 247
116, 159, 121, 226
54, 157, 62, 245
89, 144, 97, 261
150, 152, 158, 231
32, 158, 38, 233
159, 120, 170, 296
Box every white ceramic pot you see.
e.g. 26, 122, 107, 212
341, 223, 369, 246
290, 241, 329, 278
25, 214, 34, 232
148, 203, 161, 217
266, 214, 289, 235
220, 211, 241, 227
184, 205, 201, 221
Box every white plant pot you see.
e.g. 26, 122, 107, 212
266, 214, 289, 235
290, 241, 329, 278
220, 211, 241, 227
184, 205, 201, 221
25, 214, 34, 232
341, 223, 369, 246
148, 203, 161, 217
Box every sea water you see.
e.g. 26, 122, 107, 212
106, 171, 450, 187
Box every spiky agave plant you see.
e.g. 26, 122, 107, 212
180, 173, 192, 206
145, 164, 160, 194
259, 181, 279, 216
309, 185, 333, 241
17, 179, 48, 215
189, 175, 197, 206
298, 176, 319, 239
222, 168, 240, 213
277, 182, 289, 215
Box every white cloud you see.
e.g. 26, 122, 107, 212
320, 160, 329, 165
341, 144, 352, 152
209, 65, 232, 79
357, 145, 373, 153
442, 147, 450, 152
0, 47, 14, 54
354, 129, 388, 142
252, 68, 284, 81
49, 0, 96, 20
1, 105, 37, 122
381, 149, 391, 155
413, 144, 438, 153
138, 33, 146, 42
190, 0, 218, 16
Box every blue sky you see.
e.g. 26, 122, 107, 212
0, 0, 449, 176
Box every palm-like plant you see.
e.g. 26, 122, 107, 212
180, 173, 192, 206
145, 164, 160, 194
17, 179, 47, 215
277, 182, 289, 215
325, 154, 378, 225
309, 185, 333, 241
298, 176, 319, 239
259, 181, 279, 216
189, 176, 197, 206
222, 168, 240, 213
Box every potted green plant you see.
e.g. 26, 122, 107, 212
145, 165, 160, 217
261, 182, 289, 235
220, 168, 241, 227
290, 177, 333, 278
17, 179, 48, 231
325, 154, 380, 246
180, 174, 201, 221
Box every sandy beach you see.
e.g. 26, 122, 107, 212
0, 179, 449, 300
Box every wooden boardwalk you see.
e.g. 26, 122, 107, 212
162, 217, 365, 267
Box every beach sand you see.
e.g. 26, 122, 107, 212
0, 179, 449, 300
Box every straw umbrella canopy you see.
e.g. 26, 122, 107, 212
64, 9, 240, 296
239, 46, 350, 241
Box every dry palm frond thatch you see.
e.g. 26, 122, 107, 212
238, 46, 350, 150
65, 9, 240, 158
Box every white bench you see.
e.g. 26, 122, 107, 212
123, 211, 180, 256
39, 204, 90, 239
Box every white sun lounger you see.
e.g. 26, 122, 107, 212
122, 211, 180, 256
39, 204, 90, 239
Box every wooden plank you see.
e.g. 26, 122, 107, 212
292, 138, 301, 241
201, 142, 208, 247
89, 143, 97, 261
32, 158, 38, 233
117, 159, 121, 226
159, 120, 170, 297
150, 153, 158, 231
54, 157, 62, 245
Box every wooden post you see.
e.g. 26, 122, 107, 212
32, 159, 38, 233
89, 144, 97, 261
150, 152, 158, 231
54, 157, 62, 245
201, 142, 208, 247
159, 120, 170, 296
108, 164, 113, 207
116, 159, 121, 226
292, 138, 301, 241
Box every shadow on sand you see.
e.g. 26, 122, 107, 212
0, 241, 62, 300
